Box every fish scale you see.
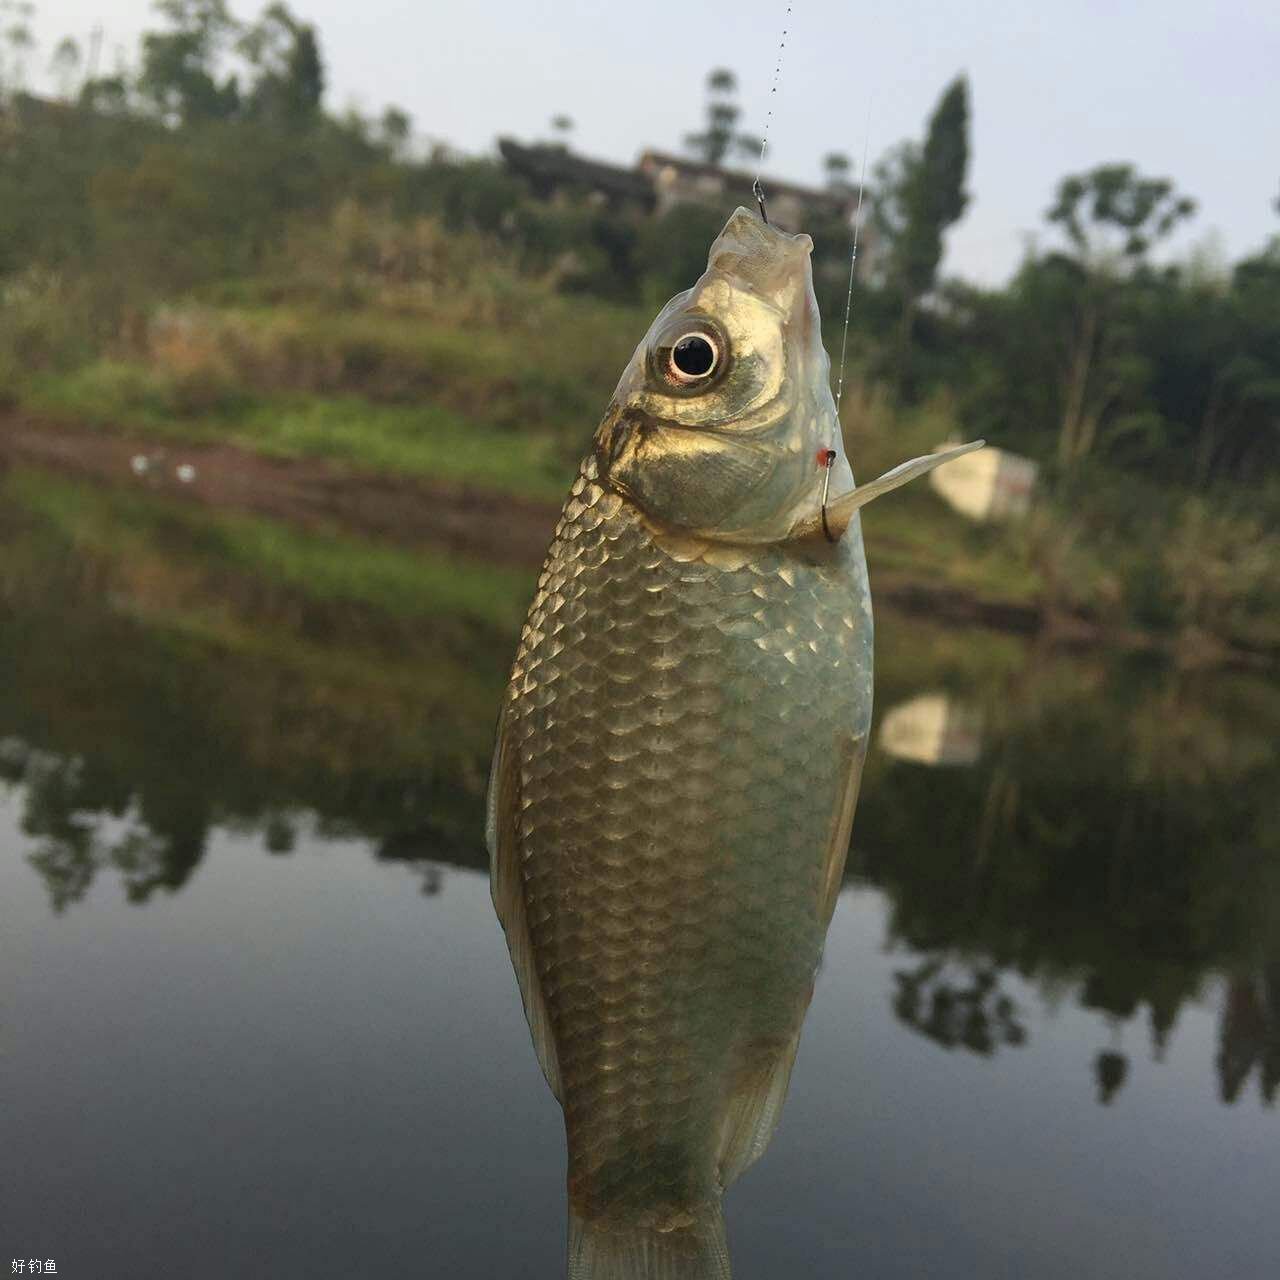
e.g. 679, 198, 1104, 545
501, 453, 873, 1246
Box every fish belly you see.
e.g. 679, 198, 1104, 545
505, 461, 873, 1231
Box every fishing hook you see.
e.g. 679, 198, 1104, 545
753, 178, 769, 225
818, 448, 836, 542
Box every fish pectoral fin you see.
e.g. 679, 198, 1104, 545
716, 1025, 806, 1189
789, 439, 985, 543
487, 707, 563, 1101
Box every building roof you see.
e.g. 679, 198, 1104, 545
497, 137, 655, 208
636, 149, 864, 221
497, 137, 867, 225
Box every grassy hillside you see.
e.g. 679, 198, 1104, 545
2, 204, 1277, 661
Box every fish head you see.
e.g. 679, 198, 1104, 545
594, 207, 853, 543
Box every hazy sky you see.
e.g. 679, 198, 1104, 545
38, 0, 1280, 283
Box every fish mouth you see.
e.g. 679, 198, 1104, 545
709, 207, 814, 271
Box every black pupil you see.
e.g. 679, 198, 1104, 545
672, 335, 715, 377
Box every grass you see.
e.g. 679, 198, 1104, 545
843, 394, 1047, 606
13, 265, 643, 505
23, 370, 576, 502
3, 466, 536, 633
860, 486, 1044, 603
234, 397, 573, 500
206, 505, 535, 631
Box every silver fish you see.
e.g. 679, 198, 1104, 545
488, 207, 979, 1279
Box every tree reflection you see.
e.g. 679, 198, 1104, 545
5, 713, 483, 910
892, 958, 1027, 1056
1094, 1050, 1129, 1106
1218, 967, 1280, 1106
10, 741, 212, 908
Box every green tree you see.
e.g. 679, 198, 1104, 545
379, 105, 412, 158
823, 151, 852, 191
1044, 164, 1196, 466
953, 234, 1279, 491
49, 35, 82, 100
138, 0, 242, 125
684, 67, 748, 168
734, 131, 763, 163
1047, 163, 1196, 267
0, 0, 36, 101
873, 75, 971, 391
79, 73, 132, 116
1203, 244, 1280, 481
238, 2, 324, 126
549, 113, 573, 150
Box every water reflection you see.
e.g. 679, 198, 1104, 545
1219, 970, 1280, 1105
3, 465, 1278, 1112
858, 641, 1280, 1107
892, 958, 1028, 1057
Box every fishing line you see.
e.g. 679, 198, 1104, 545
821, 103, 873, 541
834, 114, 872, 416
752, 2, 794, 224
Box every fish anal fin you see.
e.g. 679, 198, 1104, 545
716, 1027, 805, 1189
486, 708, 563, 1101
715, 730, 867, 1188
818, 732, 868, 926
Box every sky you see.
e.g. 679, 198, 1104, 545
33, 0, 1280, 284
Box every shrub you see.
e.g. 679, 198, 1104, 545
0, 270, 99, 374
147, 306, 245, 415
1163, 497, 1278, 647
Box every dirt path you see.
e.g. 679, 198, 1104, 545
0, 409, 559, 569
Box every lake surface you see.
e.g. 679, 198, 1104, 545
3, 466, 1278, 1279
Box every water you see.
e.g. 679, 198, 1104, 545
3, 467, 1278, 1279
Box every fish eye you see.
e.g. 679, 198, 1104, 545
669, 333, 719, 383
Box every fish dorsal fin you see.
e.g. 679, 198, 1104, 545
789, 440, 985, 543
486, 706, 563, 1101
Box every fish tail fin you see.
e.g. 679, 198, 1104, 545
568, 1200, 731, 1280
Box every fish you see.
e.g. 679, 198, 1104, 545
487, 207, 980, 1279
